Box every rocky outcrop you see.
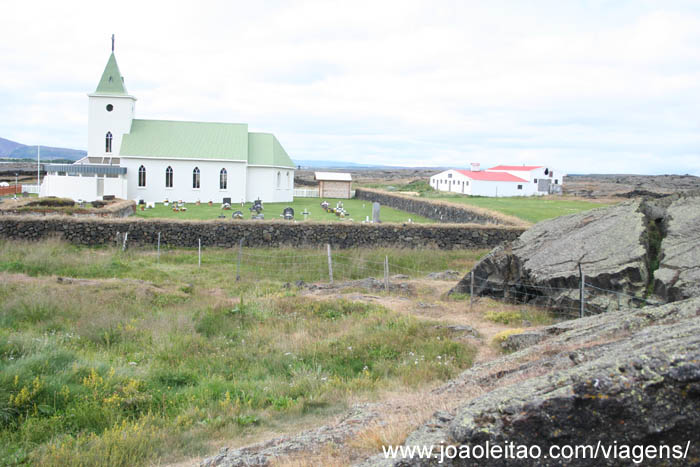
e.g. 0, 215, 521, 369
653, 194, 700, 301
451, 192, 700, 314
361, 297, 700, 466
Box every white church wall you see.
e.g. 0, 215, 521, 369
122, 157, 248, 204
88, 95, 135, 158
39, 174, 125, 201
246, 167, 294, 203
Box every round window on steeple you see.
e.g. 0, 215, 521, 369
106, 104, 114, 112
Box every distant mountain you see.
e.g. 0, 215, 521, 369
294, 159, 410, 169
9, 145, 85, 161
0, 137, 85, 161
0, 137, 25, 156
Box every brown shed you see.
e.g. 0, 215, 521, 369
314, 172, 353, 199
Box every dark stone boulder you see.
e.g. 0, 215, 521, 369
360, 297, 700, 466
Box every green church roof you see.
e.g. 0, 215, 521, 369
248, 132, 294, 167
95, 53, 128, 95
119, 119, 295, 167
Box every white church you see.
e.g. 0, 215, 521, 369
40, 43, 295, 203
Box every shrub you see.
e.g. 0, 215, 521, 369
484, 310, 522, 325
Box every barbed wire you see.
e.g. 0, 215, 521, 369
130, 238, 665, 314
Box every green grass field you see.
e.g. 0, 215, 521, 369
420, 193, 609, 223
0, 239, 483, 466
360, 180, 611, 224
134, 198, 433, 223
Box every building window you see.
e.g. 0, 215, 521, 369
448, 173, 452, 178
138, 165, 146, 187
286, 171, 290, 188
277, 171, 281, 188
193, 167, 200, 189
517, 185, 523, 190
555, 179, 559, 184
220, 168, 227, 189
534, 178, 538, 183
105, 132, 113, 153
165, 166, 173, 188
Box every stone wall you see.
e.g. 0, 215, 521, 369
354, 188, 526, 226
0, 199, 135, 218
0, 216, 524, 250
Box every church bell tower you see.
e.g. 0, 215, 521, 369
87, 35, 136, 159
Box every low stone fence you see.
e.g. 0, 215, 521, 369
0, 199, 135, 218
354, 188, 527, 226
0, 216, 525, 250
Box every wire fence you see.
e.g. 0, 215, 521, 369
115, 231, 665, 317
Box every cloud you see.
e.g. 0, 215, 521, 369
0, 0, 698, 175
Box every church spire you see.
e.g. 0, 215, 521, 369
95, 36, 127, 95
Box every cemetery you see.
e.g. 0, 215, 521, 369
133, 197, 434, 223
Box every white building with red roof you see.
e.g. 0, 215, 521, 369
429, 164, 564, 197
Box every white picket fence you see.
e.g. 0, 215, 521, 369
21, 184, 40, 194
293, 188, 319, 198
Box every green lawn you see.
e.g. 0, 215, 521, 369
421, 195, 609, 223
134, 197, 434, 223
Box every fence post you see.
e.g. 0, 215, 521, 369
384, 256, 389, 290
157, 232, 161, 261
470, 271, 474, 311
198, 238, 201, 268
236, 238, 243, 281
326, 243, 333, 284
579, 263, 585, 318
116, 231, 120, 248
122, 232, 128, 252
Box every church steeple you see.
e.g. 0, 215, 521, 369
95, 36, 127, 95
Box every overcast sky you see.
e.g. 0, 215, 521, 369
1, 1, 699, 174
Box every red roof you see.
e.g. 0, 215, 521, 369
455, 170, 528, 182
488, 165, 543, 171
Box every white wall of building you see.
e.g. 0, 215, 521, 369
246, 166, 294, 203
121, 157, 248, 203
429, 170, 473, 195
486, 167, 564, 195
88, 95, 135, 158
40, 174, 127, 201
469, 180, 527, 197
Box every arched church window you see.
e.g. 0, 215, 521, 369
277, 171, 281, 188
220, 168, 227, 190
286, 171, 290, 188
165, 166, 173, 188
105, 132, 113, 153
138, 165, 146, 187
193, 167, 200, 189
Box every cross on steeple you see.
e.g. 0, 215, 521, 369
111, 34, 115, 52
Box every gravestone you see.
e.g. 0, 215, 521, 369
372, 202, 381, 223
